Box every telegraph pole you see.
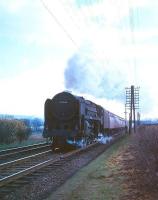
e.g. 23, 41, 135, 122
125, 85, 140, 133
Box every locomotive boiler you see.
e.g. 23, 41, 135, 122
43, 91, 125, 150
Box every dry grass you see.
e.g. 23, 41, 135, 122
47, 127, 158, 200
116, 125, 158, 200
132, 125, 158, 187
47, 136, 129, 200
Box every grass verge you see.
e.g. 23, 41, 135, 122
47, 135, 129, 200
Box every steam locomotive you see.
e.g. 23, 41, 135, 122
43, 91, 125, 150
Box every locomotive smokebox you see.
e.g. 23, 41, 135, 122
52, 91, 78, 121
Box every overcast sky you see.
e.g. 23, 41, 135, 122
0, 0, 158, 119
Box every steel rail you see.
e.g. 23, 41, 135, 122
0, 144, 51, 160
0, 142, 99, 188
0, 150, 52, 169
0, 159, 55, 187
0, 142, 48, 155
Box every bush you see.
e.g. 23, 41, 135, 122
14, 120, 31, 143
0, 119, 31, 144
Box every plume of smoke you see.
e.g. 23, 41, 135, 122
64, 53, 127, 102
64, 50, 156, 118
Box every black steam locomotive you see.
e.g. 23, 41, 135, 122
43, 91, 125, 150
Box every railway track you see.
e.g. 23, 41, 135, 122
0, 142, 51, 164
0, 132, 125, 199
0, 143, 53, 187
0, 142, 99, 188
0, 151, 58, 187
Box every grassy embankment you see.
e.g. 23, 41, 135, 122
47, 125, 158, 200
47, 135, 129, 200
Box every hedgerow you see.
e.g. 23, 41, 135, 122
0, 119, 31, 144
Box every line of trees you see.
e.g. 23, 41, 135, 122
0, 115, 44, 144
0, 119, 31, 144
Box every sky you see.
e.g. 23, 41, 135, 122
0, 0, 158, 119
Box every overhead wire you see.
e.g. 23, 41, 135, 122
70, 0, 110, 66
40, 0, 131, 116
90, 7, 110, 67
128, 0, 138, 85
40, 0, 102, 65
58, 0, 109, 66
40, 0, 135, 78
40, 0, 78, 48
113, 0, 133, 80
59, 0, 81, 31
